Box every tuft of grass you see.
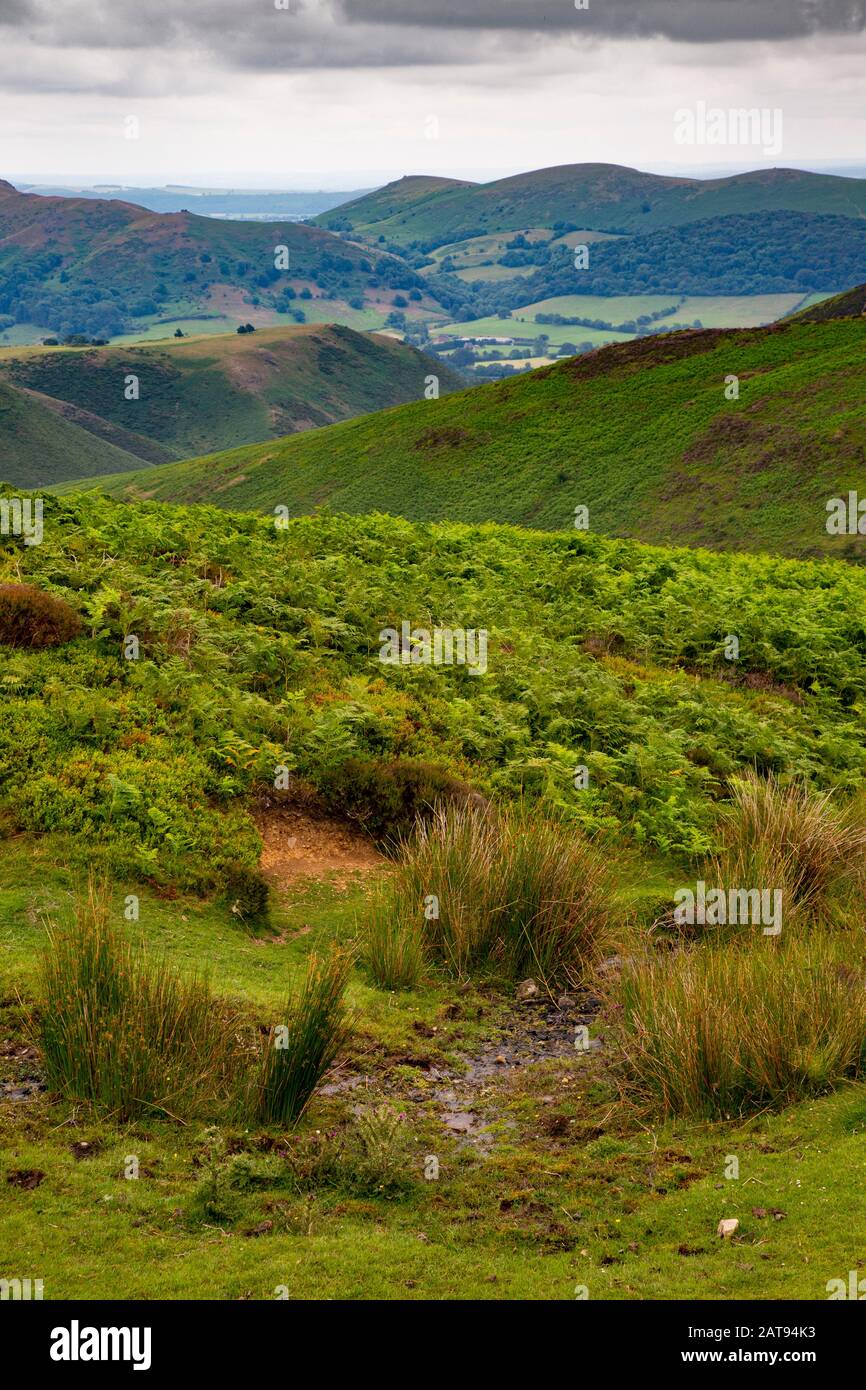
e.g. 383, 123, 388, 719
367, 803, 615, 987
366, 902, 426, 991
706, 773, 866, 931
253, 947, 352, 1126
37, 879, 233, 1121
611, 932, 866, 1119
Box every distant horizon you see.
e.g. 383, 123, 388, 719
10, 158, 866, 197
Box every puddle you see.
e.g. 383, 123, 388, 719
317, 989, 603, 1155
1, 1077, 44, 1102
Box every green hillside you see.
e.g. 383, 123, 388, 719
0, 380, 143, 486
76, 317, 866, 561
317, 163, 866, 249
0, 180, 445, 342
0, 325, 462, 482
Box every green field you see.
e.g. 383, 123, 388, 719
517, 293, 683, 322
4, 839, 866, 1301
435, 315, 633, 347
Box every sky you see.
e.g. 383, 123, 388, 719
1, 0, 865, 189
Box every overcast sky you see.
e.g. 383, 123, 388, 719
2, 0, 865, 188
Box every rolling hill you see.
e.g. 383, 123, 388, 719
0, 380, 144, 486
315, 164, 866, 249
0, 180, 444, 342
71, 316, 866, 561
482, 212, 866, 305
0, 325, 462, 485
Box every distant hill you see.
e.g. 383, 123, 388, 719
0, 180, 443, 341
19, 184, 371, 219
0, 325, 462, 485
316, 164, 866, 249
478, 212, 866, 309
68, 316, 866, 561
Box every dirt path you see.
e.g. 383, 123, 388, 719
256, 806, 384, 891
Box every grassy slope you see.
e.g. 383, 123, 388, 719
1, 326, 462, 476
316, 164, 866, 247
0, 380, 144, 486
77, 317, 866, 561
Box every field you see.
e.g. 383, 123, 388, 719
434, 315, 633, 347
3, 491, 866, 1300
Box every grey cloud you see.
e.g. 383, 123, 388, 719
347, 1, 866, 43
1, 0, 864, 88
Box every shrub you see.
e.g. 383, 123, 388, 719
368, 803, 615, 987
0, 584, 82, 649
611, 934, 866, 1118
318, 756, 485, 846
327, 1105, 416, 1197
253, 948, 352, 1125
38, 879, 233, 1121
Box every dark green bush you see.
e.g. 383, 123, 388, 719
318, 757, 485, 846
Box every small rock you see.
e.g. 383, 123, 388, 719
515, 978, 538, 1001
717, 1218, 739, 1239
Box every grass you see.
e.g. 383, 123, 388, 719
0, 381, 143, 486
3, 838, 866, 1299
254, 948, 353, 1125
0, 326, 461, 486
37, 879, 233, 1121
368, 804, 615, 986
705, 773, 866, 932
436, 314, 634, 347
613, 932, 866, 1119
73, 315, 866, 561
312, 164, 866, 247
